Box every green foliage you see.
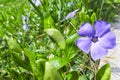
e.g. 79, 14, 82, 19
91, 12, 97, 25
66, 33, 79, 45
6, 37, 31, 71
49, 57, 70, 70
96, 64, 111, 80
44, 62, 62, 80
0, 0, 119, 80
44, 28, 65, 49
78, 75, 87, 80
44, 16, 55, 29
6, 36, 22, 53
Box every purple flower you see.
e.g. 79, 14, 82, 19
22, 23, 29, 32
21, 15, 29, 32
76, 20, 116, 60
64, 9, 79, 20
33, 0, 41, 7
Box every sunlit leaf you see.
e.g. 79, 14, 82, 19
6, 37, 31, 70
49, 57, 70, 70
44, 62, 62, 80
66, 33, 79, 59
104, 0, 112, 4
91, 12, 97, 25
44, 16, 55, 29
7, 69, 22, 80
66, 33, 79, 45
79, 12, 90, 23
24, 48, 46, 80
35, 59, 46, 80
24, 48, 36, 66
6, 36, 22, 53
114, 0, 120, 3
0, 0, 14, 4
96, 63, 111, 80
11, 52, 31, 71
44, 28, 65, 49
78, 75, 87, 80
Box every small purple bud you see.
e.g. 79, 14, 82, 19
34, 0, 41, 7
64, 9, 79, 20
22, 23, 29, 32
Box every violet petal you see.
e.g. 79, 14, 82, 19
78, 23, 95, 37
76, 38, 91, 53
35, 0, 41, 7
94, 20, 111, 37
90, 43, 108, 61
99, 32, 116, 49
65, 9, 79, 20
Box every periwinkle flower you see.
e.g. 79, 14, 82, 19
76, 20, 116, 60
64, 9, 79, 20
22, 23, 29, 32
33, 0, 41, 7
21, 15, 29, 32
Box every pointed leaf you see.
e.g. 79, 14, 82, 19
24, 48, 36, 66
66, 33, 79, 45
49, 57, 70, 70
78, 75, 87, 80
6, 36, 22, 53
44, 16, 55, 29
70, 71, 79, 80
6, 36, 31, 70
44, 62, 62, 80
96, 63, 111, 80
24, 48, 46, 80
44, 28, 65, 49
91, 12, 97, 25
35, 59, 46, 80
7, 69, 22, 80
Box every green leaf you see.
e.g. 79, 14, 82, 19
0, 0, 14, 4
44, 28, 65, 49
24, 48, 46, 80
66, 33, 79, 45
91, 12, 97, 25
7, 69, 22, 80
6, 36, 22, 53
44, 62, 62, 80
70, 71, 79, 80
79, 12, 90, 23
6, 36, 31, 70
78, 75, 87, 80
49, 57, 70, 70
79, 12, 86, 23
11, 52, 31, 71
114, 0, 120, 3
44, 16, 55, 29
96, 63, 111, 80
67, 46, 79, 59
66, 71, 79, 80
35, 59, 46, 80
24, 48, 36, 67
65, 33, 79, 59
104, 0, 112, 4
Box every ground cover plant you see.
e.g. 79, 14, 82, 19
0, 0, 120, 80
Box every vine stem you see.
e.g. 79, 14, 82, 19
89, 54, 100, 80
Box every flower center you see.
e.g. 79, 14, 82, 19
91, 36, 98, 43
